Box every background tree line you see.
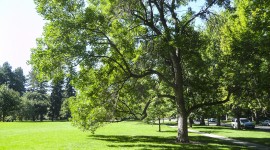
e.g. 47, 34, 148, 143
0, 62, 75, 122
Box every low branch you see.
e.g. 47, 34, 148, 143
187, 90, 232, 115
140, 100, 152, 120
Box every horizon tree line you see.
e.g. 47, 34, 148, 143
0, 62, 75, 122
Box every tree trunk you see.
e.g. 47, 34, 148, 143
189, 117, 193, 128
158, 117, 161, 132
40, 114, 43, 121
217, 115, 221, 126
236, 114, 241, 130
176, 113, 189, 143
170, 49, 189, 143
2, 113, 5, 122
200, 116, 206, 125
253, 110, 260, 124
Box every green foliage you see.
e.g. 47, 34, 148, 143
60, 97, 71, 120
145, 98, 175, 124
218, 0, 270, 119
21, 92, 49, 121
69, 95, 112, 134
0, 85, 21, 121
0, 62, 26, 95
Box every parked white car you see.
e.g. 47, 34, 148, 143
260, 120, 270, 126
231, 118, 255, 129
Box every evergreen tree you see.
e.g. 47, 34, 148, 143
0, 62, 14, 87
13, 67, 26, 95
49, 79, 63, 121
0, 62, 26, 95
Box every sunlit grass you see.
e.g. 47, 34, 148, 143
0, 121, 249, 149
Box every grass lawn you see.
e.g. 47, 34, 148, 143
0, 121, 250, 150
192, 125, 270, 147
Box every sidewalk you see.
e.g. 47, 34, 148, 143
188, 129, 269, 150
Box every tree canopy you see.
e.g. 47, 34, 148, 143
29, 0, 270, 142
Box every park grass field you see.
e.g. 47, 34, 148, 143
0, 121, 251, 150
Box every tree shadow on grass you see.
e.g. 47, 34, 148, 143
192, 126, 230, 130
158, 130, 176, 133
89, 134, 248, 150
233, 137, 270, 148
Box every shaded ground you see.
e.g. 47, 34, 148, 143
90, 134, 249, 150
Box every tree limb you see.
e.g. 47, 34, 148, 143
187, 90, 232, 115
152, 0, 169, 31
140, 100, 152, 120
181, 0, 217, 34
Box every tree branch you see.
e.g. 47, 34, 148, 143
129, 69, 174, 87
181, 0, 217, 34
131, 10, 162, 35
187, 90, 232, 115
164, 0, 180, 34
140, 100, 152, 120
118, 98, 139, 119
152, 0, 169, 31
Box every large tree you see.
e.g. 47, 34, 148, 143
30, 0, 232, 142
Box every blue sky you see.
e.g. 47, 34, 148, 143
0, 0, 45, 75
